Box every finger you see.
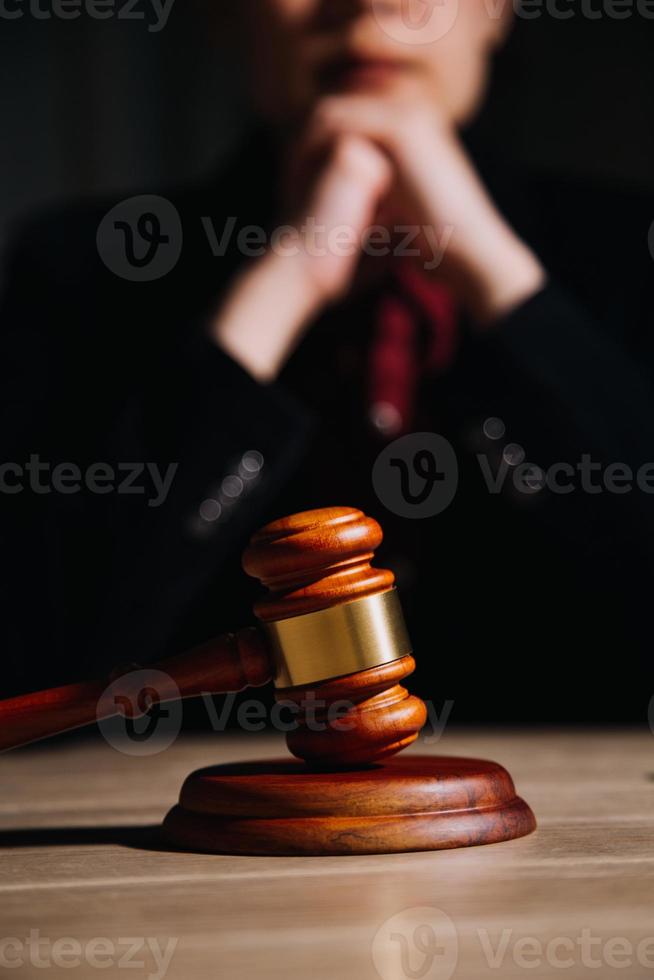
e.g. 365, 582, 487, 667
308, 135, 393, 233
300, 95, 396, 163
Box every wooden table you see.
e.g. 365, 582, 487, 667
1, 729, 653, 979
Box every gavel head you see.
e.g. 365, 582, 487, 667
242, 507, 427, 768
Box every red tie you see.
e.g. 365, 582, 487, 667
368, 265, 458, 438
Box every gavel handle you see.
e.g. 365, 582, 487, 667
0, 628, 272, 752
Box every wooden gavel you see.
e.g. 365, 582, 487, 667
0, 507, 426, 767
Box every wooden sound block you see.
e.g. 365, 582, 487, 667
162, 755, 536, 856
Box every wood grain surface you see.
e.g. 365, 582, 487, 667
1, 729, 653, 979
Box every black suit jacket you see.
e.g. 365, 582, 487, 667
2, 132, 653, 721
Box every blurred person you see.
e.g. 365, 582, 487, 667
1, 0, 653, 720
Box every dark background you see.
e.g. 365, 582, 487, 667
1, 2, 653, 264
